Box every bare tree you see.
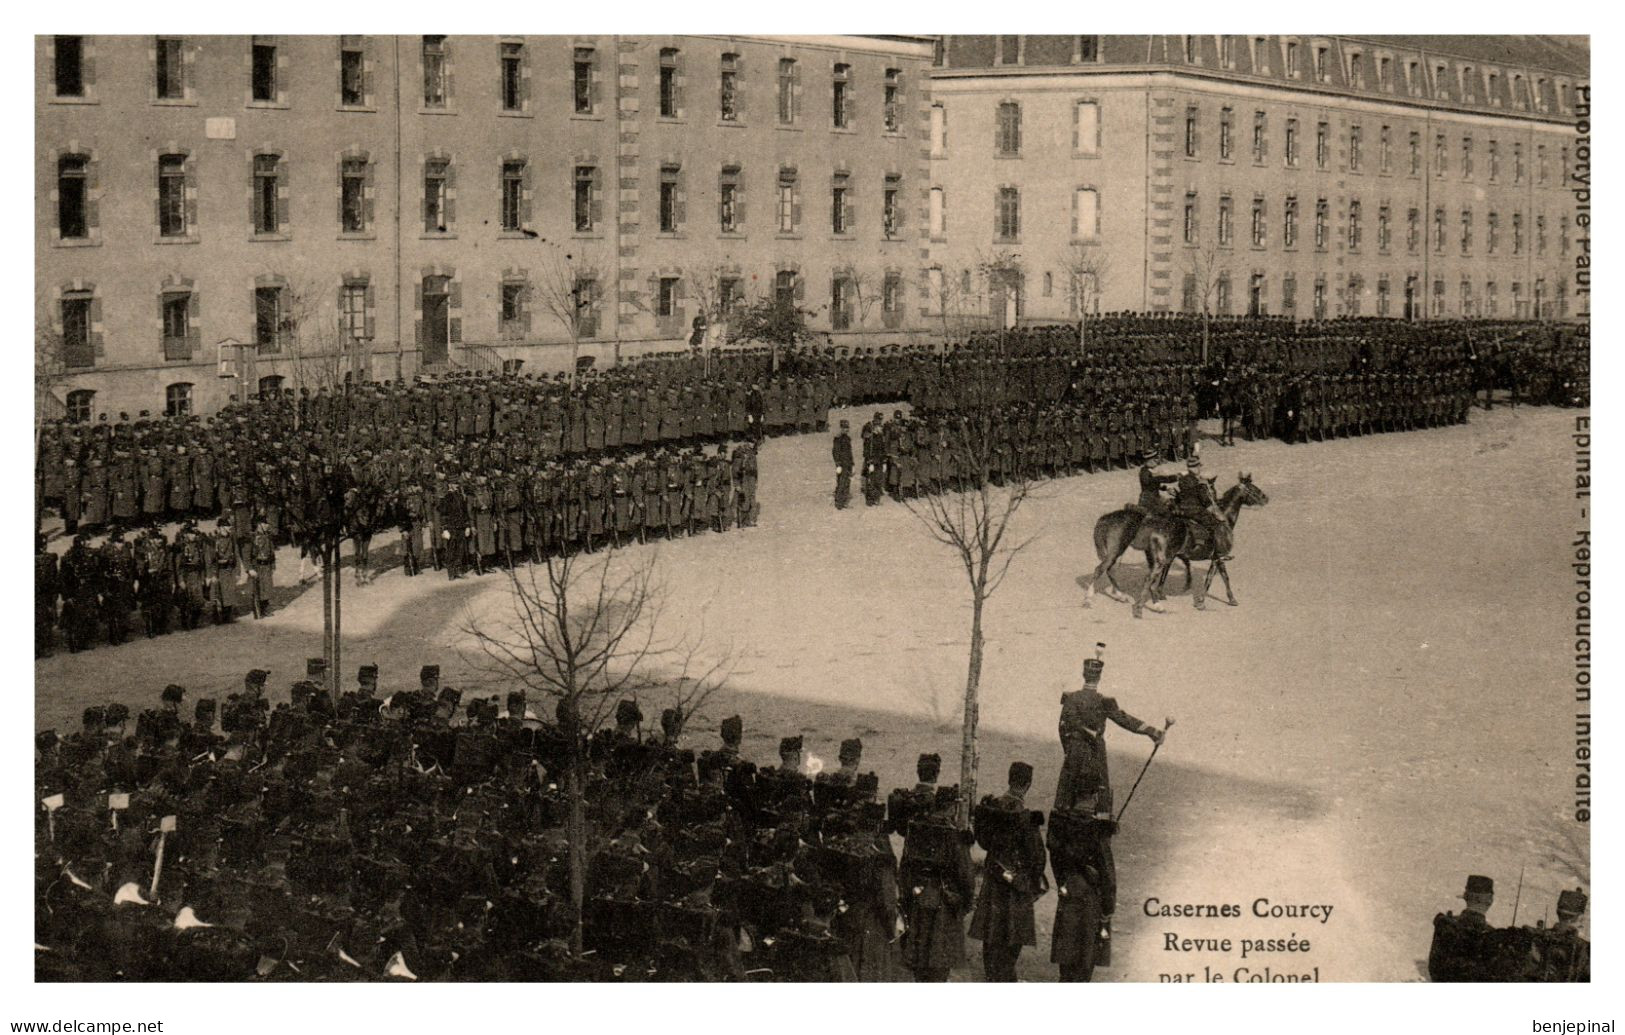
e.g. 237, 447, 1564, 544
461, 547, 730, 953
1184, 231, 1223, 364
1064, 243, 1111, 351
930, 266, 985, 343
901, 416, 1038, 823
534, 247, 599, 384
35, 297, 70, 454
847, 269, 883, 330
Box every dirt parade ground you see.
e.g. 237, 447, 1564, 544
35, 403, 1588, 982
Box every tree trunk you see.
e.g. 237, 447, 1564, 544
566, 755, 588, 956
322, 545, 333, 679
959, 590, 985, 827
333, 541, 342, 703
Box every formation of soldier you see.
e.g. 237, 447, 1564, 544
35, 652, 1158, 983
1428, 874, 1589, 982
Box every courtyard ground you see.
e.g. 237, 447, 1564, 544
35, 403, 1589, 981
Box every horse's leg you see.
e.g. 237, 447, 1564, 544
1215, 558, 1238, 606
1087, 521, 1128, 606
1141, 548, 1169, 613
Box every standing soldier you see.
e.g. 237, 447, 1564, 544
59, 532, 101, 652
736, 442, 759, 528
440, 476, 471, 580
248, 515, 277, 619
400, 480, 428, 577
36, 534, 58, 657
970, 761, 1048, 981
173, 520, 209, 630
897, 754, 974, 982
499, 469, 525, 569
99, 528, 137, 645
470, 474, 496, 575
207, 515, 242, 624
135, 523, 173, 638
832, 420, 853, 509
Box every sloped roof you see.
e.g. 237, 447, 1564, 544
1350, 35, 1588, 78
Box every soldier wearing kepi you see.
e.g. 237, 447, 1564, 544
1428, 874, 1497, 981
1054, 644, 1164, 814
897, 753, 974, 982
1532, 887, 1590, 982
969, 761, 1048, 981
247, 515, 276, 619
832, 419, 854, 510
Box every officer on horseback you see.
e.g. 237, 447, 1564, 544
1135, 450, 1179, 513
1172, 453, 1227, 560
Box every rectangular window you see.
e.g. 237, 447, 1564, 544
1349, 52, 1363, 87
997, 187, 1020, 241
1463, 136, 1474, 178
1537, 215, 1547, 255
831, 174, 850, 234
1316, 121, 1328, 168
928, 185, 945, 237
501, 160, 525, 232
166, 384, 192, 418
1378, 277, 1390, 316
1489, 212, 1499, 253
341, 283, 368, 342
1251, 198, 1266, 246
252, 42, 277, 102
1075, 101, 1099, 156
424, 159, 449, 233
1314, 279, 1327, 320
719, 166, 739, 233
832, 64, 850, 127
1221, 36, 1235, 68
1407, 208, 1419, 253
57, 155, 88, 239
719, 277, 742, 315
54, 36, 85, 97
831, 278, 851, 329
884, 69, 900, 132
61, 297, 93, 367
775, 270, 796, 306
1434, 133, 1447, 176
162, 292, 190, 343
779, 169, 799, 233
930, 103, 946, 156
1314, 198, 1327, 250
1349, 200, 1361, 250
720, 53, 739, 121
156, 37, 184, 99
422, 35, 447, 108
778, 59, 796, 124
341, 45, 365, 106
997, 102, 1022, 155
659, 48, 680, 117
883, 273, 902, 325
657, 277, 678, 318
883, 175, 901, 237
159, 154, 187, 237
501, 42, 524, 111
341, 158, 367, 233
1283, 196, 1298, 248
1409, 131, 1421, 176
253, 154, 280, 234
1282, 275, 1296, 314
1286, 41, 1299, 78
1514, 143, 1524, 183
1183, 192, 1197, 244
1513, 213, 1523, 254
660, 165, 681, 233
1252, 111, 1266, 162
1219, 108, 1233, 160
1284, 119, 1298, 167
1218, 195, 1233, 246
574, 277, 598, 337
501, 283, 527, 334
1460, 208, 1472, 254
1378, 206, 1391, 251
1075, 187, 1098, 240
574, 165, 595, 232
1379, 125, 1391, 172
254, 286, 283, 350
1433, 208, 1445, 253
1538, 145, 1549, 184
1350, 125, 1362, 171
1314, 45, 1328, 81
1489, 141, 1500, 182
576, 48, 596, 114
1184, 106, 1199, 158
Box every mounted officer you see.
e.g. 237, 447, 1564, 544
1171, 452, 1226, 559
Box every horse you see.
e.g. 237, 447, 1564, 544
1083, 474, 1269, 618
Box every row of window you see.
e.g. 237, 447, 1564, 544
925, 186, 1101, 242
47, 36, 909, 133
928, 100, 1101, 158
51, 152, 914, 242
51, 262, 917, 375
1166, 36, 1574, 115
1179, 270, 1568, 321
1180, 106, 1569, 185
1181, 191, 1569, 258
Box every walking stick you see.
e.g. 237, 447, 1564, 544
1116, 718, 1174, 823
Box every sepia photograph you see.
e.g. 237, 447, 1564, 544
29, 28, 1593, 1000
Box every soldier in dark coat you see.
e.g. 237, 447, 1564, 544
1428, 875, 1498, 981
99, 529, 137, 645
247, 516, 277, 619
897, 756, 974, 982
1054, 649, 1163, 815
1049, 807, 1115, 982
36, 535, 58, 657
135, 524, 173, 638
969, 761, 1048, 981
832, 420, 853, 509
207, 516, 241, 623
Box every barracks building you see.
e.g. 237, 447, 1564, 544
36, 34, 936, 418
38, 35, 1585, 419
924, 35, 1586, 325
